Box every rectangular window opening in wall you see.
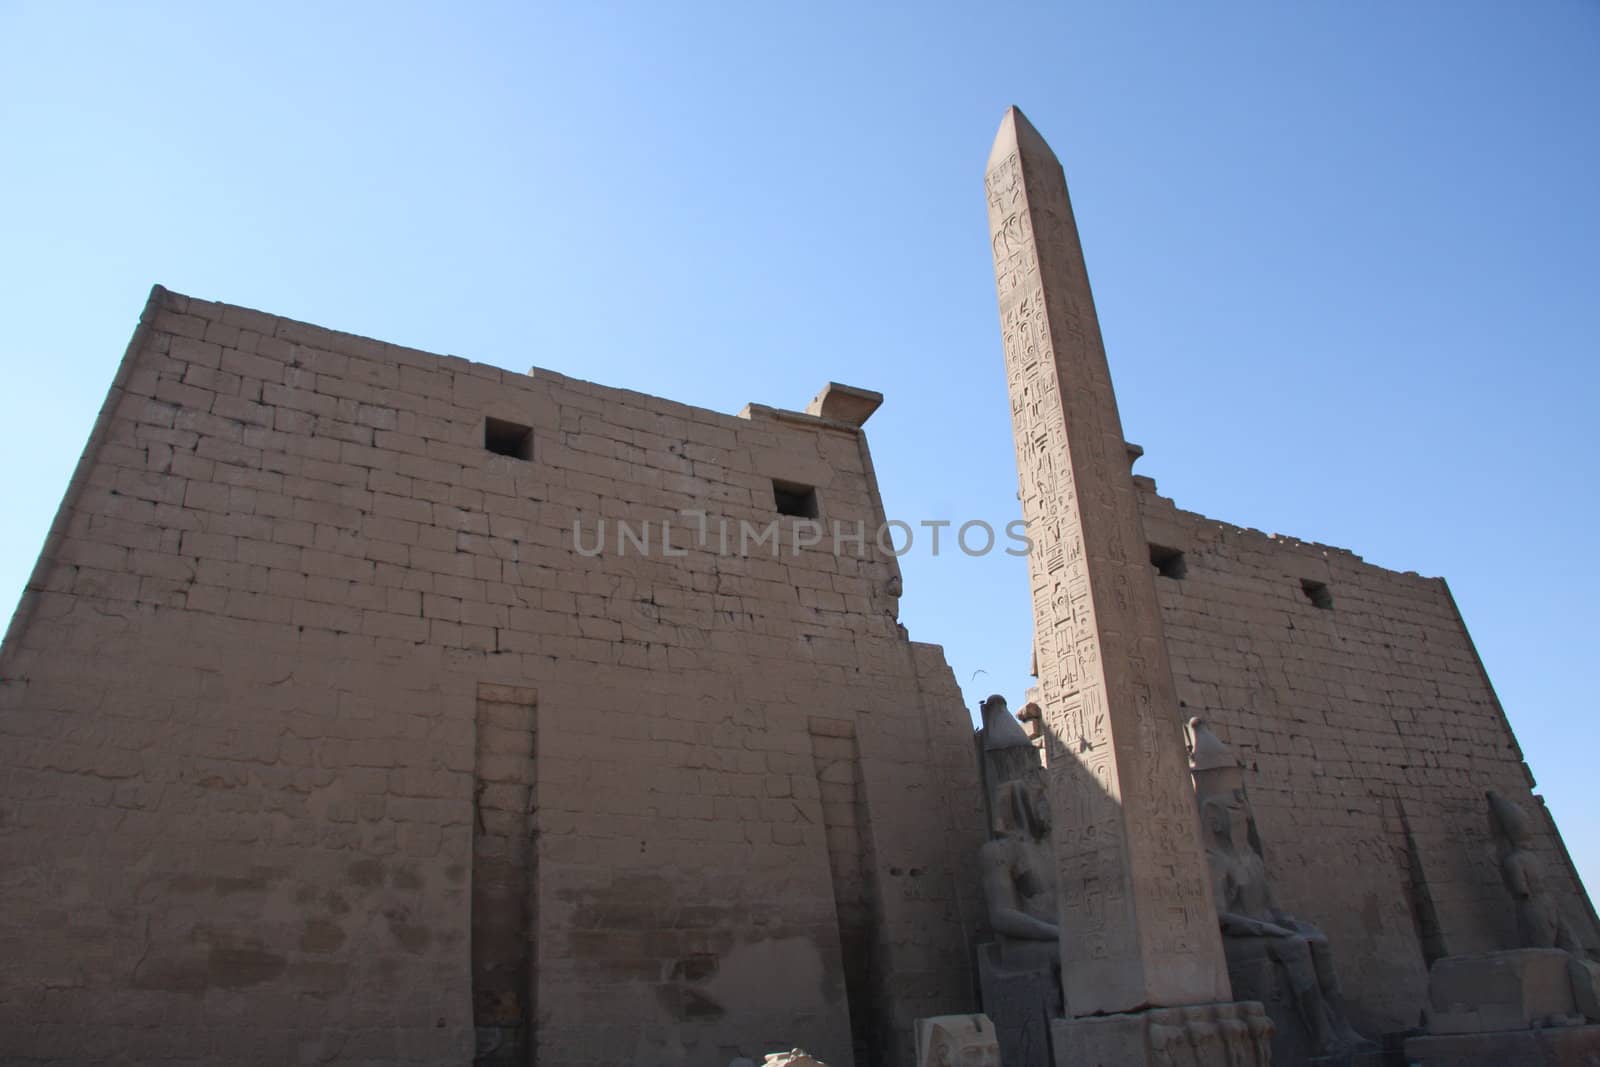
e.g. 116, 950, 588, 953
773, 480, 819, 519
484, 417, 533, 461
1149, 544, 1187, 580
1301, 578, 1334, 610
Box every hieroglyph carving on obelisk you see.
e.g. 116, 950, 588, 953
986, 107, 1232, 1016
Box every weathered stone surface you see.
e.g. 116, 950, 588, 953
986, 104, 1229, 1015
1050, 1000, 1273, 1067
1427, 949, 1585, 1033
1405, 1024, 1600, 1066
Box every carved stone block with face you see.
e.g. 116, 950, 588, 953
914, 1014, 1002, 1067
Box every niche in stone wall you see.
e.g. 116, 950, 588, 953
808, 716, 878, 1064
472, 684, 539, 1065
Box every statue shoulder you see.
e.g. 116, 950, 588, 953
980, 836, 1016, 867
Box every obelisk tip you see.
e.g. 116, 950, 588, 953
988, 106, 1059, 171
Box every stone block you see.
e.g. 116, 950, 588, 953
976, 943, 1054, 1067
804, 382, 882, 427
1427, 950, 1585, 1034
913, 1014, 1000, 1066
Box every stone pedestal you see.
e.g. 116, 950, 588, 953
1427, 948, 1592, 1033
1224, 934, 1379, 1065
1402, 949, 1600, 1065
1225, 936, 1316, 1064
1404, 1024, 1600, 1066
976, 942, 1056, 1067
1050, 1001, 1273, 1067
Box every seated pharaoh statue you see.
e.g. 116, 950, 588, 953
1414, 790, 1600, 1039
1188, 717, 1375, 1061
1406, 792, 1600, 1055
980, 769, 1060, 975
973, 695, 1060, 1067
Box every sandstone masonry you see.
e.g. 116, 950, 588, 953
2, 274, 1593, 1065
1135, 476, 1599, 1037
0, 287, 988, 1066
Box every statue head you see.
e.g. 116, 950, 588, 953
980, 694, 1033, 751
993, 768, 1051, 840
1487, 790, 1532, 848
1200, 793, 1251, 854
1187, 717, 1235, 772
1188, 717, 1251, 830
914, 1014, 1000, 1067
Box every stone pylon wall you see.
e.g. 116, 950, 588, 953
1137, 479, 1598, 1037
0, 287, 988, 1066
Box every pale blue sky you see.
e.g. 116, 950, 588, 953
1, 3, 1596, 889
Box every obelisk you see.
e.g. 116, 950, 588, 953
986, 108, 1262, 1064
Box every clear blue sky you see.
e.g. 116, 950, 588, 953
2, 3, 1595, 890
